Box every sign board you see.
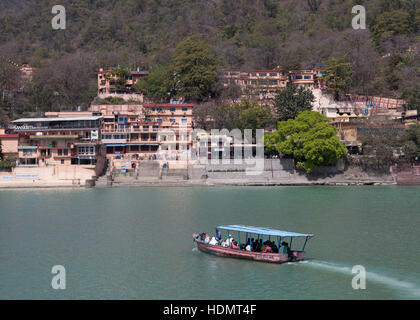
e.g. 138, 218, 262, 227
91, 130, 98, 140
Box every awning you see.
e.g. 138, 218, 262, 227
216, 225, 313, 238
106, 144, 127, 147
18, 146, 38, 150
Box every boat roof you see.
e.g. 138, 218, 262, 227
216, 225, 313, 238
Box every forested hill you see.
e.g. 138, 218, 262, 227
0, 0, 419, 119
1, 0, 418, 69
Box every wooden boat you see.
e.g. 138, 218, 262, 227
193, 225, 313, 264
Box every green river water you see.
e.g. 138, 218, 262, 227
0, 186, 419, 299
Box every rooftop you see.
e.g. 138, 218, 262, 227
217, 225, 314, 238
13, 116, 103, 123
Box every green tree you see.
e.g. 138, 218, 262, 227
105, 65, 130, 93
320, 55, 353, 101
273, 84, 315, 121
402, 124, 420, 163
237, 100, 275, 132
371, 9, 413, 47
173, 35, 222, 102
265, 111, 347, 173
211, 99, 274, 132
133, 65, 175, 102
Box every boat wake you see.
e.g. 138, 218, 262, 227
294, 259, 420, 298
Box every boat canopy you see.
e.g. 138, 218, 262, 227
216, 225, 313, 238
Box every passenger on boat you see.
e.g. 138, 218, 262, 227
271, 241, 279, 253
231, 241, 240, 250
251, 238, 256, 252
256, 239, 263, 252
209, 237, 218, 245
198, 233, 206, 241
280, 242, 291, 256
204, 235, 210, 244
225, 235, 234, 247
216, 230, 222, 241
264, 244, 272, 253
245, 243, 251, 251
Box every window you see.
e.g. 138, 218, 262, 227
251, 73, 257, 77
58, 149, 63, 156
181, 118, 187, 124
170, 119, 176, 123
270, 80, 278, 85
157, 108, 163, 112
170, 108, 176, 113
304, 75, 312, 79
269, 73, 277, 77
63, 149, 68, 156
259, 73, 267, 77
182, 107, 188, 112
157, 119, 162, 123
296, 75, 303, 80
61, 159, 64, 164
78, 146, 95, 155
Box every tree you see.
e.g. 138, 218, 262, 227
133, 65, 175, 102
307, 0, 322, 13
105, 65, 130, 93
320, 55, 353, 101
265, 111, 347, 173
371, 10, 413, 48
237, 100, 275, 132
273, 84, 315, 121
209, 99, 275, 132
402, 124, 420, 163
357, 118, 405, 173
173, 35, 222, 102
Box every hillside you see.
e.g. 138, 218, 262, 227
0, 0, 419, 120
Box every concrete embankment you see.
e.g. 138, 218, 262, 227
0, 159, 397, 188
98, 159, 396, 188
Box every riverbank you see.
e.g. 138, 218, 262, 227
0, 160, 398, 188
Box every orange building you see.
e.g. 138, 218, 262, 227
97, 67, 149, 97
88, 103, 194, 160
0, 128, 19, 158
222, 65, 323, 102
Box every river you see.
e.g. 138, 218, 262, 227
0, 186, 419, 299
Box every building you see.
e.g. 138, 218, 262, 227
97, 67, 149, 101
20, 63, 37, 83
221, 65, 322, 102
0, 128, 19, 158
12, 116, 104, 166
88, 103, 194, 165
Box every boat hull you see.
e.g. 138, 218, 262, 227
193, 234, 305, 264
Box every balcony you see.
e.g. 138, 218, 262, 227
30, 134, 79, 140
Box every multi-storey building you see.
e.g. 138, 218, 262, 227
222, 65, 323, 102
0, 128, 19, 158
97, 67, 149, 101
12, 116, 104, 167
88, 103, 194, 161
